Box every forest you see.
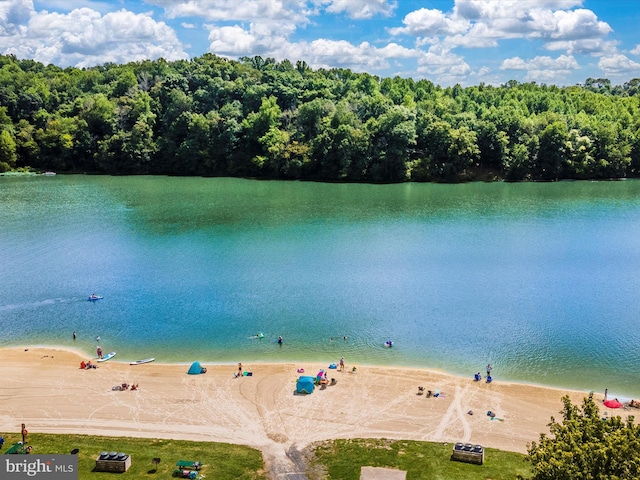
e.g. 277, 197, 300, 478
0, 53, 639, 182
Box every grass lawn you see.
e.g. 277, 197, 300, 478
309, 438, 532, 480
2, 434, 532, 479
1, 433, 267, 480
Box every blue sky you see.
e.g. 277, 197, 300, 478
1, 1, 639, 86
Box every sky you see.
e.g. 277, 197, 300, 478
1, 0, 639, 87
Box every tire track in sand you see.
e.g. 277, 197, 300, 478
432, 384, 472, 443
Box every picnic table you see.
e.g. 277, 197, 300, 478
4, 443, 27, 454
175, 460, 202, 470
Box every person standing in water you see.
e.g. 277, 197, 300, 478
277, 336, 283, 345
72, 331, 77, 340
96, 346, 103, 359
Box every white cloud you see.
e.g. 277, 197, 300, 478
416, 44, 471, 84
389, 8, 469, 37
549, 9, 611, 40
391, 0, 611, 58
501, 54, 579, 70
149, 0, 314, 23
501, 57, 528, 70
454, 1, 584, 21
500, 54, 579, 82
598, 54, 640, 76
152, 0, 396, 22
0, 0, 31, 36
630, 45, 640, 56
545, 38, 617, 56
208, 24, 264, 56
0, 1, 187, 67
323, 0, 396, 20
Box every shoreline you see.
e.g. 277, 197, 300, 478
4, 342, 634, 401
3, 347, 635, 455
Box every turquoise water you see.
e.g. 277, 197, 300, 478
1, 175, 640, 397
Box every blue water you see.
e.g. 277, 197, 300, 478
1, 175, 640, 397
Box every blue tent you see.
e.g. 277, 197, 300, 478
296, 376, 315, 394
187, 361, 206, 374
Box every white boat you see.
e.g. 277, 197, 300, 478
43, 171, 56, 176
87, 294, 103, 301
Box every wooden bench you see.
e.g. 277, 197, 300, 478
451, 443, 484, 465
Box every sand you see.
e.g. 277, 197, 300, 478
0, 347, 631, 476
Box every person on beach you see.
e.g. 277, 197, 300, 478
339, 357, 345, 372
604, 388, 608, 401
96, 346, 102, 359
486, 364, 492, 377
238, 363, 243, 377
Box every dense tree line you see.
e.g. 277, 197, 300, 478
0, 53, 639, 182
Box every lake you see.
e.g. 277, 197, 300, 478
1, 175, 640, 398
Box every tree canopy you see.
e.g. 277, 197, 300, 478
527, 394, 640, 480
1, 53, 639, 182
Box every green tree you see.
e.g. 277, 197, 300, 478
14, 119, 40, 166
528, 394, 640, 480
239, 95, 282, 170
367, 105, 416, 182
0, 128, 17, 171
535, 120, 569, 180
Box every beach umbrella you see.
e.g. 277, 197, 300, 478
604, 399, 624, 409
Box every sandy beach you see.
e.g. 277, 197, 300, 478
0, 347, 632, 476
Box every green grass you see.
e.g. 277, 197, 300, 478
309, 438, 532, 480
2, 434, 533, 479
1, 433, 267, 480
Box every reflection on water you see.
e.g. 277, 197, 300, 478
1, 175, 640, 397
